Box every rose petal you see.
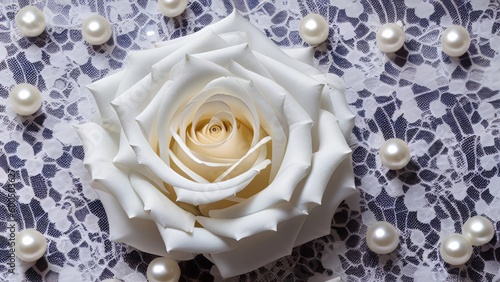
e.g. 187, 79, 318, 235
187, 101, 235, 147
86, 70, 124, 132
289, 110, 351, 212
173, 159, 271, 205
112, 31, 232, 149
314, 73, 356, 138
214, 136, 271, 182
209, 117, 312, 218
154, 57, 233, 166
129, 171, 196, 232
209, 214, 307, 278
113, 129, 141, 169
228, 62, 291, 179
170, 80, 260, 166
293, 156, 358, 246
158, 11, 319, 75
206, 62, 317, 218
155, 31, 248, 48
254, 52, 324, 151
157, 226, 236, 254
168, 150, 211, 183
74, 123, 147, 219
170, 134, 271, 183
196, 202, 305, 241
116, 29, 229, 96
150, 30, 230, 85
157, 12, 321, 83
282, 47, 316, 66
218, 31, 248, 45
192, 43, 272, 79
176, 76, 261, 149
95, 189, 193, 260
134, 81, 169, 148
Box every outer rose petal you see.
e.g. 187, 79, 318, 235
192, 44, 273, 79
128, 172, 196, 232
157, 226, 236, 254
294, 156, 358, 246
289, 110, 357, 245
254, 52, 323, 149
95, 190, 193, 261
289, 110, 352, 213
282, 47, 316, 66
155, 11, 320, 76
209, 213, 307, 278
282, 47, 355, 138
86, 70, 123, 131
116, 29, 229, 97
314, 73, 356, 137
196, 202, 306, 241
75, 123, 147, 220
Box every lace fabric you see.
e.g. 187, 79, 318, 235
1, 0, 499, 281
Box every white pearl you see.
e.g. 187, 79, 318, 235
147, 257, 181, 282
379, 138, 411, 170
376, 23, 405, 53
462, 216, 495, 246
158, 0, 188, 18
9, 83, 42, 116
441, 25, 470, 57
15, 6, 46, 37
440, 233, 473, 265
366, 221, 399, 254
299, 14, 329, 45
15, 229, 47, 262
82, 15, 112, 45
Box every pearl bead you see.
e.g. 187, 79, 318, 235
15, 229, 47, 262
147, 257, 181, 282
9, 83, 42, 116
158, 0, 188, 18
376, 23, 405, 53
15, 6, 46, 37
441, 25, 471, 57
82, 15, 112, 45
366, 221, 399, 254
440, 233, 473, 265
462, 216, 495, 246
299, 14, 329, 45
379, 138, 411, 170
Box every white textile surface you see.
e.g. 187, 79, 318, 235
1, 0, 500, 281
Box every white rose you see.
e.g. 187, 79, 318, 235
75, 11, 357, 278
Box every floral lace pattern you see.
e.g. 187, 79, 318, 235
1, 0, 499, 281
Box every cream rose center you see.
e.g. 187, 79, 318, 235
168, 92, 271, 185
